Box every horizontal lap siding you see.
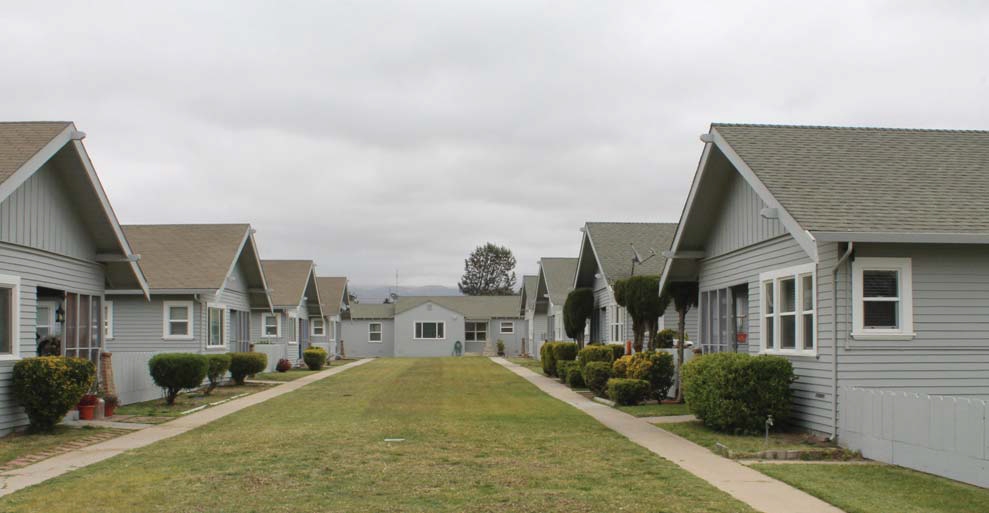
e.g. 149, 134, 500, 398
106, 296, 202, 353
489, 318, 526, 356
395, 303, 465, 357
341, 319, 394, 357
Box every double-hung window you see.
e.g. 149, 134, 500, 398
759, 263, 816, 355
610, 306, 625, 343
368, 322, 382, 342
262, 313, 280, 337
311, 318, 325, 336
414, 321, 445, 340
852, 258, 914, 340
465, 321, 487, 341
499, 321, 514, 335
0, 275, 20, 360
287, 314, 298, 344
163, 301, 194, 340
104, 301, 114, 340
207, 304, 225, 348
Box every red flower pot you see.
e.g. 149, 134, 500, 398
104, 404, 116, 417
78, 404, 96, 420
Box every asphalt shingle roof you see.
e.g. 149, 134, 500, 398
714, 124, 989, 234
262, 260, 314, 307
123, 224, 248, 290
585, 222, 677, 282
394, 295, 522, 319
522, 275, 538, 311
540, 257, 577, 306
316, 277, 348, 313
0, 122, 71, 186
349, 303, 396, 319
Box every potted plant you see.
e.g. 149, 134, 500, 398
103, 394, 119, 417
77, 394, 98, 420
496, 339, 505, 357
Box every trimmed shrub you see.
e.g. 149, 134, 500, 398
205, 354, 232, 395
682, 352, 796, 433
540, 342, 559, 376
629, 352, 676, 401
12, 357, 95, 432
557, 361, 580, 383
583, 361, 612, 397
303, 347, 328, 371
608, 344, 626, 361
553, 342, 579, 362
655, 329, 677, 349
496, 339, 505, 356
607, 378, 650, 406
612, 355, 633, 378
577, 345, 614, 370
566, 366, 586, 388
148, 353, 208, 405
276, 358, 292, 372
229, 352, 268, 385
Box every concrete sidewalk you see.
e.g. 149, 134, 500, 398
0, 358, 372, 497
493, 357, 844, 513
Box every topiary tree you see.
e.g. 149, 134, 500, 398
668, 281, 699, 402
148, 353, 208, 405
229, 352, 268, 385
563, 288, 594, 348
613, 275, 670, 353
204, 354, 232, 395
13, 357, 95, 432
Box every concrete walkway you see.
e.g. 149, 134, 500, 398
493, 357, 844, 513
642, 414, 697, 424
0, 358, 371, 497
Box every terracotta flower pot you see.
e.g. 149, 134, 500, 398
78, 404, 96, 420
104, 404, 116, 417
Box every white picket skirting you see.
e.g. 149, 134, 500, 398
840, 387, 988, 488
252, 343, 288, 372
111, 352, 164, 405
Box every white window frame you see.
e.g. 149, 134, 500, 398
103, 300, 114, 340
0, 274, 21, 361
414, 321, 446, 340
162, 300, 194, 341
759, 263, 816, 356
287, 312, 299, 345
311, 317, 325, 337
262, 312, 280, 338
499, 321, 514, 334
851, 257, 914, 340
368, 322, 382, 343
206, 303, 226, 348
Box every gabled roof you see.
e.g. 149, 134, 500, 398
262, 260, 318, 308
349, 303, 396, 320
0, 122, 148, 296
575, 222, 677, 287
316, 276, 349, 314
394, 295, 523, 319
538, 257, 577, 306
521, 275, 538, 312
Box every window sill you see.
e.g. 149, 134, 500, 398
851, 332, 916, 341
368, 340, 383, 344
163, 336, 195, 341
0, 354, 21, 362
287, 342, 299, 345
205, 345, 227, 350
760, 349, 818, 358
412, 339, 447, 341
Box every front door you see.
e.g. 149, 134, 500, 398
229, 310, 250, 352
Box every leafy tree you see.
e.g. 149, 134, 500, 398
668, 281, 699, 402
613, 276, 669, 353
458, 243, 517, 295
563, 288, 594, 347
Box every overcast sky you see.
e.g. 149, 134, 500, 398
3, 2, 987, 288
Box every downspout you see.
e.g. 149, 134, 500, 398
829, 242, 853, 441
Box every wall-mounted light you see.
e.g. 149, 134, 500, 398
56, 305, 65, 323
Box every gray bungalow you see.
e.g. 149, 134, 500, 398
573, 222, 691, 346
107, 223, 272, 403
661, 123, 989, 486
0, 122, 149, 432
534, 257, 578, 346
313, 276, 350, 356
519, 275, 543, 356
253, 260, 323, 369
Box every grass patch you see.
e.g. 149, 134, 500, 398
659, 421, 833, 456
752, 463, 989, 513
4, 358, 755, 513
506, 357, 543, 374
617, 402, 692, 417
115, 383, 273, 418
0, 426, 115, 466
253, 369, 320, 382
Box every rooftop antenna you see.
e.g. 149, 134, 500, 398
629, 243, 658, 277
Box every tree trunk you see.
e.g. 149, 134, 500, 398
646, 318, 659, 351
674, 311, 686, 402
633, 319, 644, 353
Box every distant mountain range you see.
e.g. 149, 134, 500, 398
349, 285, 461, 304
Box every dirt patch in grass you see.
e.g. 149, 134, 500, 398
0, 426, 129, 470
114, 383, 274, 418
659, 420, 856, 459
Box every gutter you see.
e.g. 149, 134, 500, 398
829, 242, 853, 441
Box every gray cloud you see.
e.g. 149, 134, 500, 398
2, 1, 987, 287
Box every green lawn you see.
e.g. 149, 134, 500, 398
114, 383, 273, 418
0, 426, 116, 466
617, 402, 692, 417
753, 463, 989, 513
659, 421, 834, 456
507, 357, 543, 373
3, 358, 755, 513
253, 369, 320, 381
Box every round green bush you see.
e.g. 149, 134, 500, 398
577, 345, 614, 369
149, 353, 208, 405
12, 357, 95, 432
555, 359, 570, 381
608, 344, 626, 361
566, 366, 585, 388
628, 351, 675, 400
205, 353, 232, 394
607, 378, 650, 406
582, 361, 612, 397
682, 352, 796, 433
552, 342, 579, 362
229, 352, 268, 385
303, 347, 328, 371
540, 342, 559, 376
612, 355, 634, 378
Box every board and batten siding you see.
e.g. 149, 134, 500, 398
697, 234, 833, 433
0, 242, 106, 431
703, 170, 786, 259
0, 162, 97, 261
341, 319, 394, 358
